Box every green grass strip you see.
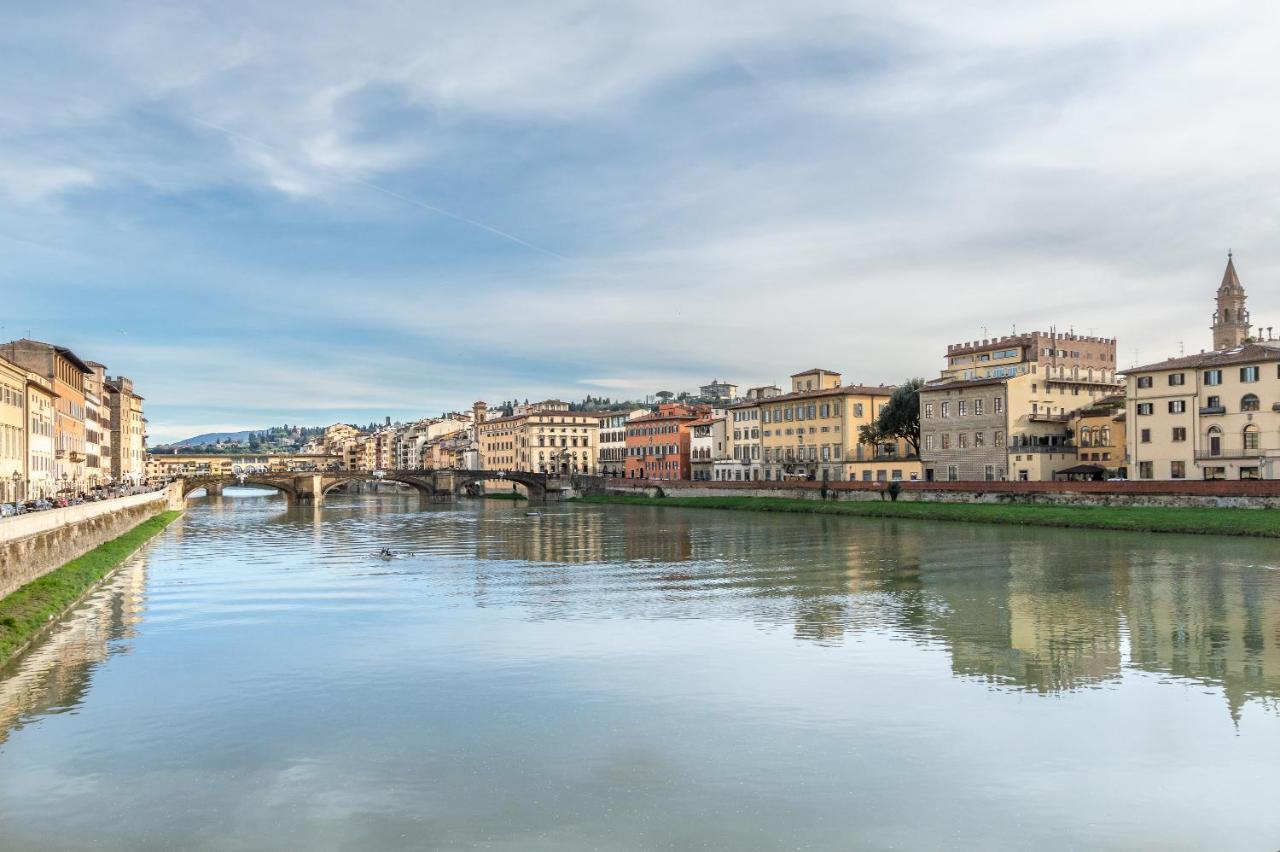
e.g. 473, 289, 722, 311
0, 510, 181, 665
571, 494, 1280, 539
477, 491, 527, 500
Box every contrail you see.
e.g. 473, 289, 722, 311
189, 117, 567, 260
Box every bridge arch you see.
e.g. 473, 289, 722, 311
451, 470, 547, 498
319, 472, 437, 498
182, 477, 300, 503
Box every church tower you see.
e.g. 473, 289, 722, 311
1212, 252, 1250, 350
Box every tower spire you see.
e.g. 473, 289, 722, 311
1212, 252, 1250, 349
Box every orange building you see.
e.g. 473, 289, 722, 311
624, 403, 706, 480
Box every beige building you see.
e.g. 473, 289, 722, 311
147, 453, 341, 478
760, 369, 920, 483
923, 329, 1122, 481
475, 401, 599, 475
1127, 256, 1280, 480
1068, 395, 1126, 479
105, 375, 146, 483
598, 409, 646, 477
83, 362, 112, 488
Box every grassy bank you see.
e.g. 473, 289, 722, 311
0, 510, 181, 665
478, 491, 527, 500
572, 494, 1280, 538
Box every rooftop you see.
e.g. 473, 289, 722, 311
1129, 342, 1280, 373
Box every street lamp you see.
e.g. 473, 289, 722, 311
9, 471, 19, 504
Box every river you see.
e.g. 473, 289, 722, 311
1, 488, 1278, 850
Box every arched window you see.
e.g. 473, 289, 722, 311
1241, 394, 1260, 412
1100, 426, 1111, 446
1244, 424, 1260, 450
1224, 309, 1232, 322
1079, 426, 1091, 447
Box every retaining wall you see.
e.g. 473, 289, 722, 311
597, 478, 1280, 510
0, 485, 184, 599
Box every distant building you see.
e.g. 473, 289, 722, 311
624, 403, 706, 480
1, 339, 94, 489
698, 379, 738, 402
597, 409, 648, 477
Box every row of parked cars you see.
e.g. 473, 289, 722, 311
1, 484, 164, 518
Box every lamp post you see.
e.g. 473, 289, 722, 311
9, 471, 18, 504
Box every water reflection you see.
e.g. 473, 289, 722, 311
0, 553, 147, 745
1, 494, 1279, 850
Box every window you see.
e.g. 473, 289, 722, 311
1241, 366, 1260, 383
1168, 400, 1186, 414
1170, 461, 1185, 479
1136, 403, 1153, 415
973, 399, 984, 416
993, 397, 1003, 415
958, 433, 968, 449
1140, 429, 1151, 443
941, 433, 951, 450
924, 434, 934, 451
1241, 394, 1260, 412
994, 431, 1004, 447
984, 465, 995, 481
957, 400, 967, 416
974, 431, 984, 448
1137, 376, 1153, 388
1204, 369, 1222, 386
1244, 424, 1260, 450
1206, 395, 1221, 410
1169, 373, 1185, 386
941, 402, 951, 418
924, 402, 935, 418
947, 465, 958, 481
1172, 427, 1186, 442
1138, 461, 1153, 479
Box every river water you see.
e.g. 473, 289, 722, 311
1, 489, 1278, 850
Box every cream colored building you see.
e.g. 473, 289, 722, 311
760, 369, 920, 482
83, 361, 112, 488
475, 401, 599, 475
26, 374, 56, 498
1127, 256, 1280, 480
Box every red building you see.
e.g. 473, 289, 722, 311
624, 403, 706, 480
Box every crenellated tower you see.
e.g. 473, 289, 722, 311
1212, 252, 1250, 350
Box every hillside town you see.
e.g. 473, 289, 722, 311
137, 254, 1280, 486
1, 339, 147, 505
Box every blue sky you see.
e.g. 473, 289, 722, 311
4, 1, 1279, 442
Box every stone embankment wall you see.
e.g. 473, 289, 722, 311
0, 484, 184, 599
595, 478, 1280, 509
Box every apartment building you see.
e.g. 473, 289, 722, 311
760, 369, 919, 482
105, 375, 146, 483
1, 339, 93, 488
0, 356, 25, 501
942, 330, 1119, 383
83, 361, 112, 488
690, 413, 728, 481
624, 403, 704, 480
1069, 395, 1126, 479
476, 401, 599, 475
26, 374, 56, 497
919, 377, 1012, 481
598, 409, 647, 476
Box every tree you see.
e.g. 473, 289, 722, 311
655, 390, 674, 402
858, 378, 924, 456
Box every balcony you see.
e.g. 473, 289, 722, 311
1199, 405, 1226, 416
1194, 448, 1270, 461
1027, 412, 1070, 423
1008, 443, 1073, 454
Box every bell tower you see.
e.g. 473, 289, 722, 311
1212, 251, 1250, 350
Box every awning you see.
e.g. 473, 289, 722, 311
1056, 464, 1105, 476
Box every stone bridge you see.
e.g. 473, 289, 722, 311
179, 469, 566, 505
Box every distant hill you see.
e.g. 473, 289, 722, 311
171, 430, 256, 447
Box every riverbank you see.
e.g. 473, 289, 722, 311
0, 511, 181, 665
573, 494, 1280, 538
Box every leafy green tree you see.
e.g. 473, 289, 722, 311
858, 378, 924, 456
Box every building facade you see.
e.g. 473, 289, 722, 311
0, 356, 25, 502
597, 409, 647, 477
624, 403, 704, 480
760, 369, 919, 482
106, 375, 146, 483
1, 339, 93, 490
476, 402, 599, 475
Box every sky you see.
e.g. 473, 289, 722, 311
3, 1, 1279, 443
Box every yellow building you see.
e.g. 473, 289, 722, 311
146, 453, 342, 478
1068, 395, 1127, 479
760, 369, 921, 482
0, 357, 26, 502
0, 339, 92, 489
